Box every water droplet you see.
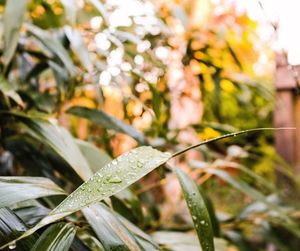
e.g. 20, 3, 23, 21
112, 160, 118, 165
192, 215, 197, 220
80, 187, 85, 191
108, 176, 122, 183
88, 188, 92, 192
8, 241, 16, 249
200, 220, 205, 225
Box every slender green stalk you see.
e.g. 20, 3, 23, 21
172, 127, 295, 158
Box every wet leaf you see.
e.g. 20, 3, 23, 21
1, 147, 171, 249
172, 167, 214, 251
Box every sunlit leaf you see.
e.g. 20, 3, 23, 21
67, 106, 148, 144
172, 167, 214, 251
2, 0, 26, 66
31, 223, 76, 251
61, 0, 77, 26
64, 26, 93, 71
25, 24, 76, 76
0, 176, 66, 208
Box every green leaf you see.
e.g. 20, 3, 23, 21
0, 75, 24, 107
0, 176, 66, 208
76, 139, 112, 173
14, 205, 50, 227
61, 0, 77, 26
1, 147, 171, 249
0, 207, 38, 250
151, 231, 228, 251
172, 167, 214, 251
31, 223, 76, 251
51, 146, 170, 215
16, 115, 93, 181
25, 24, 76, 76
67, 106, 148, 144
83, 203, 139, 251
2, 0, 27, 66
64, 26, 93, 71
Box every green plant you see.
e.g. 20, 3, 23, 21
0, 1, 300, 251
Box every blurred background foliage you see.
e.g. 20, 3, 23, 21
0, 0, 299, 250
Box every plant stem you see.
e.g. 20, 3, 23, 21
172, 127, 295, 158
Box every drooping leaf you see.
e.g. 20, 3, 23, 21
31, 223, 76, 251
64, 26, 93, 71
67, 106, 148, 144
172, 167, 214, 251
76, 139, 112, 173
0, 176, 66, 208
25, 24, 76, 76
12, 114, 93, 181
2, 0, 27, 66
0, 208, 38, 250
83, 203, 139, 251
1, 147, 171, 249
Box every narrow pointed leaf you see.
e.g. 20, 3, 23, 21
61, 0, 77, 26
0, 176, 66, 208
1, 147, 171, 249
2, 0, 27, 66
25, 24, 76, 76
0, 76, 24, 107
64, 26, 92, 71
15, 115, 93, 181
0, 208, 38, 250
31, 223, 76, 251
83, 203, 139, 251
76, 139, 112, 173
172, 167, 214, 251
67, 106, 147, 144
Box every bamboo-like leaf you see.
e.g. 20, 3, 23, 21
83, 203, 139, 251
0, 76, 24, 107
31, 223, 76, 251
0, 208, 38, 250
25, 24, 76, 76
14, 205, 50, 227
61, 0, 77, 26
76, 139, 112, 173
2, 0, 27, 66
1, 147, 171, 249
67, 106, 147, 144
15, 115, 93, 181
0, 176, 66, 208
64, 26, 92, 71
172, 167, 214, 251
